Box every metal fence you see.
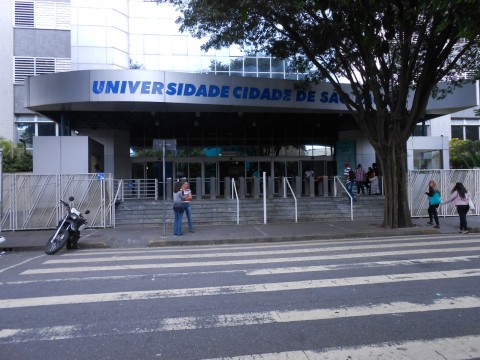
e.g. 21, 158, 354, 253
1, 173, 113, 231
409, 169, 479, 217
1, 170, 478, 231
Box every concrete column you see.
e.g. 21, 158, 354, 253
268, 176, 274, 197
167, 178, 173, 200
210, 177, 216, 199
224, 177, 231, 198
239, 177, 246, 198
196, 177, 202, 198
295, 176, 302, 197
253, 177, 260, 199
309, 176, 315, 197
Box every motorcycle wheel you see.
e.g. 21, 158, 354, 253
45, 228, 68, 255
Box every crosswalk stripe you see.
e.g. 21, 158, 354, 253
44, 238, 480, 264
246, 254, 480, 275
202, 335, 480, 360
62, 234, 469, 257
2, 268, 480, 309
1, 296, 479, 344
22, 246, 480, 274
4, 254, 477, 285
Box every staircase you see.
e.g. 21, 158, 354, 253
114, 195, 384, 226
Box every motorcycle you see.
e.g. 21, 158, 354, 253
45, 196, 90, 255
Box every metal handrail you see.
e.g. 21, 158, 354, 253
334, 176, 353, 221
112, 179, 123, 228
283, 177, 297, 223
231, 178, 239, 224
120, 179, 158, 199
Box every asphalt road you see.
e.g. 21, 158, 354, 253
1, 233, 480, 359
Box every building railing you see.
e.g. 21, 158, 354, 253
117, 179, 158, 200
231, 178, 239, 224
283, 177, 297, 223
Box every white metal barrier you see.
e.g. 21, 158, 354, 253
1, 173, 113, 231
2, 170, 478, 231
409, 169, 479, 217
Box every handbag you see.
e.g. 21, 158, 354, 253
468, 197, 475, 210
173, 202, 184, 213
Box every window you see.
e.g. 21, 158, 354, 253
451, 125, 464, 139
451, 125, 480, 141
465, 126, 479, 141
15, 1, 34, 27
413, 150, 442, 170
412, 124, 429, 136
16, 116, 58, 149
14, 0, 70, 30
14, 57, 71, 84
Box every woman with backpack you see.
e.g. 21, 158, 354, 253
425, 180, 441, 229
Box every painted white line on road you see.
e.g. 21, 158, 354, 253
4, 254, 478, 285
22, 246, 480, 274
2, 268, 480, 309
0, 254, 46, 274
246, 255, 480, 275
58, 233, 474, 257
202, 335, 480, 360
44, 238, 480, 264
0, 296, 479, 345
149, 296, 480, 331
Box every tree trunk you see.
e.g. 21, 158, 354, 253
374, 138, 413, 228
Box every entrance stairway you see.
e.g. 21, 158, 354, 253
114, 195, 385, 226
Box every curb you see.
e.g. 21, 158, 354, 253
2, 226, 478, 253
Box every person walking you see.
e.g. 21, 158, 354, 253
441, 182, 471, 234
355, 164, 366, 195
182, 180, 194, 233
365, 166, 374, 194
425, 180, 441, 228
173, 182, 185, 236
343, 162, 356, 201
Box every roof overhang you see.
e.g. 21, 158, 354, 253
24, 70, 479, 116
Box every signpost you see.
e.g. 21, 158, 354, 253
153, 139, 177, 237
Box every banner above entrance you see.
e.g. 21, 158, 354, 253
25, 70, 479, 115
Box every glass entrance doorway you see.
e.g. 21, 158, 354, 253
131, 157, 335, 198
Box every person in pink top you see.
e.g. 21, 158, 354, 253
441, 182, 471, 234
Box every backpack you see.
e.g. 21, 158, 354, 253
429, 191, 441, 205
348, 169, 355, 181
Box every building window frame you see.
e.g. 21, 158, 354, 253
14, 0, 70, 30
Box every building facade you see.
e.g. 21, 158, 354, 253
2, 0, 480, 185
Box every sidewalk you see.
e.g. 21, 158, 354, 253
2, 215, 480, 253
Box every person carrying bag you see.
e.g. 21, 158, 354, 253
173, 182, 185, 236
425, 180, 441, 229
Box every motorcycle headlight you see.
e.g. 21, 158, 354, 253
70, 213, 78, 220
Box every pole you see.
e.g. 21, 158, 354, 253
162, 140, 166, 237
263, 171, 267, 224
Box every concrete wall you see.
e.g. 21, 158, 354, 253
33, 136, 103, 174
0, 0, 14, 141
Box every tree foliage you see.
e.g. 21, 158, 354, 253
158, 0, 480, 228
449, 138, 480, 169
0, 138, 33, 173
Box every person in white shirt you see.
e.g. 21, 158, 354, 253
181, 180, 194, 233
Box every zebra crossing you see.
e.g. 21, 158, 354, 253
1, 234, 480, 359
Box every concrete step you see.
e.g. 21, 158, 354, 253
114, 195, 384, 226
